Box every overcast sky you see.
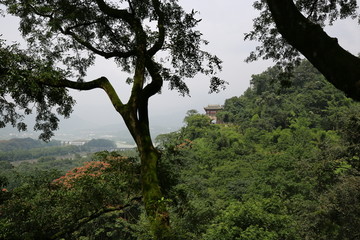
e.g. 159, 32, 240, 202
1, 1, 360, 134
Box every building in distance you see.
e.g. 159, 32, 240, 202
204, 105, 223, 124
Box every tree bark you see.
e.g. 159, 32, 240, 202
122, 105, 171, 239
266, 0, 360, 100
121, 53, 170, 238
137, 133, 171, 239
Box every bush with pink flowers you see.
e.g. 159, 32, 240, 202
0, 151, 145, 240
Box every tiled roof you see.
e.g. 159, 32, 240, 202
204, 105, 223, 110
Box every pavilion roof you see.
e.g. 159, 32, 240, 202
204, 105, 224, 110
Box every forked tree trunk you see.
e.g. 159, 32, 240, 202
124, 108, 171, 239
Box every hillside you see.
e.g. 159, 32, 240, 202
1, 61, 360, 239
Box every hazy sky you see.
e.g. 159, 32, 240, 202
1, 1, 360, 135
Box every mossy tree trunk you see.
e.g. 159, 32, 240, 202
121, 82, 171, 239
126, 116, 171, 239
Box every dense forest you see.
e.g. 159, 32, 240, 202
1, 61, 360, 239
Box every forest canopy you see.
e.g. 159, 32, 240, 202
2, 61, 360, 239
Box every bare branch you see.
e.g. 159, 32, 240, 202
37, 76, 125, 113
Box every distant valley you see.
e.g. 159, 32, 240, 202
0, 113, 182, 143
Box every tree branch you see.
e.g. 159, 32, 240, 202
147, 0, 166, 57
144, 57, 163, 99
51, 196, 142, 239
127, 0, 135, 14
28, 3, 136, 59
37, 76, 125, 113
95, 0, 134, 24
307, 0, 319, 19
266, 0, 360, 100
60, 26, 136, 59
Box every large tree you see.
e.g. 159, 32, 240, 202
247, 0, 360, 100
0, 0, 223, 238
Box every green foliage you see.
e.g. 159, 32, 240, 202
0, 138, 118, 162
0, 138, 61, 151
0, 40, 75, 141
182, 110, 214, 140
0, 151, 145, 240
311, 176, 360, 240
0, 154, 89, 191
0, 0, 223, 95
218, 61, 351, 131
0, 144, 81, 162
204, 199, 299, 240
0, 1, 226, 237
0, 160, 13, 170
155, 60, 360, 239
84, 138, 117, 149
2, 60, 360, 239
0, 1, 225, 235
